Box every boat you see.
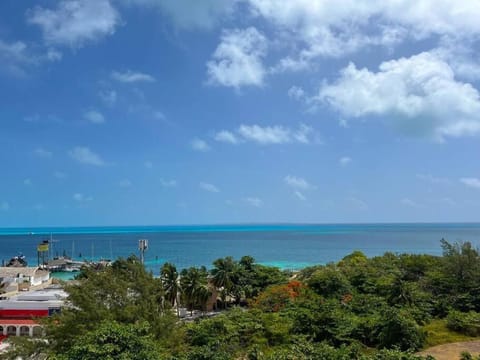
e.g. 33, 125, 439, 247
5, 254, 27, 267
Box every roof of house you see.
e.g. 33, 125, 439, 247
0, 267, 48, 278
0, 319, 38, 325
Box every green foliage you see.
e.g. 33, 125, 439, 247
306, 265, 352, 298
180, 266, 211, 313
447, 310, 480, 336
11, 240, 480, 360
56, 321, 162, 360
422, 319, 477, 348
44, 255, 177, 355
377, 308, 426, 351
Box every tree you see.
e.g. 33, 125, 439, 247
57, 321, 162, 360
161, 262, 181, 316
181, 266, 210, 315
44, 256, 177, 354
211, 256, 239, 307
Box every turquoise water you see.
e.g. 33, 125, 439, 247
1, 223, 479, 274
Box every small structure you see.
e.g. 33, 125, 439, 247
139, 239, 148, 264
0, 267, 50, 288
0, 286, 66, 339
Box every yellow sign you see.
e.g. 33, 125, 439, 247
37, 244, 49, 252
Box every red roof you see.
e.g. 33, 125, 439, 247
0, 319, 38, 325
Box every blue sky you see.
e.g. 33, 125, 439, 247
1, 0, 480, 226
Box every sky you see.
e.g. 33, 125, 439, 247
0, 0, 480, 227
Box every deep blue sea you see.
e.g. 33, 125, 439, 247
1, 223, 479, 275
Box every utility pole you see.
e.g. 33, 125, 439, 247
139, 239, 148, 264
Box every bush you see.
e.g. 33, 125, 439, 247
447, 310, 480, 336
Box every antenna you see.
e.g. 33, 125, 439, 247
138, 239, 148, 264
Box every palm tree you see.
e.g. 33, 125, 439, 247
211, 256, 239, 308
180, 266, 209, 315
160, 262, 180, 316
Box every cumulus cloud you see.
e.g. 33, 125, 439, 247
33, 147, 52, 158
347, 197, 368, 211
200, 182, 220, 193
317, 52, 480, 141
214, 130, 239, 144
416, 174, 450, 185
401, 198, 421, 208
99, 89, 117, 106
191, 138, 210, 152
84, 110, 105, 124
460, 177, 480, 189
73, 193, 93, 202
284, 175, 314, 201
284, 175, 312, 190
339, 157, 352, 166
288, 86, 305, 100
111, 70, 156, 83
244, 197, 263, 207
207, 27, 267, 88
27, 0, 120, 47
294, 191, 306, 201
216, 123, 313, 145
238, 124, 289, 144
0, 39, 35, 76
0, 201, 10, 211
69, 146, 105, 166
247, 0, 480, 71
160, 178, 177, 187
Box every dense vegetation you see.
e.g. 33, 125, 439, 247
3, 239, 480, 359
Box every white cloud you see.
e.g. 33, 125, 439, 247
247, 0, 480, 71
191, 138, 210, 152
284, 175, 312, 190
73, 193, 93, 202
119, 179, 132, 187
33, 147, 52, 158
160, 178, 176, 187
111, 70, 156, 83
200, 182, 220, 193
294, 191, 306, 201
0, 39, 35, 76
207, 27, 267, 88
215, 124, 315, 145
0, 201, 9, 211
339, 157, 352, 166
123, 0, 238, 30
27, 0, 120, 47
347, 197, 368, 211
84, 110, 105, 124
238, 124, 289, 144
288, 86, 305, 100
99, 89, 117, 106
401, 198, 421, 208
317, 52, 480, 141
23, 179, 32, 186
69, 146, 105, 166
214, 130, 239, 144
46, 48, 62, 61
460, 177, 480, 189
416, 173, 450, 185
244, 197, 263, 207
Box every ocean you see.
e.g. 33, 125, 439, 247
0, 223, 479, 275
